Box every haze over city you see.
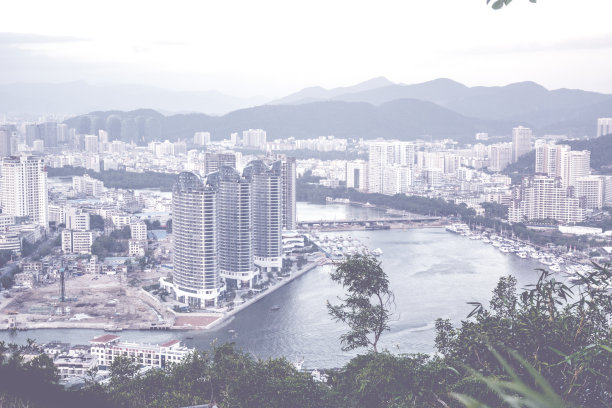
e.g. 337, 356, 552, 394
0, 1, 611, 407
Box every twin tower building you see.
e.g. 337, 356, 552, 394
163, 157, 296, 308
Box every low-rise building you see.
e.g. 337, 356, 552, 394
0, 234, 20, 251
89, 335, 192, 370
61, 230, 93, 254
128, 239, 147, 257
54, 354, 98, 379
13, 271, 35, 288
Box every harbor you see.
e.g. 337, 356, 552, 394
445, 223, 608, 288
307, 232, 383, 262
0, 202, 591, 368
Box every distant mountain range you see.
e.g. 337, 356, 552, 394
64, 100, 515, 144
21, 77, 612, 142
0, 82, 268, 116
271, 78, 612, 130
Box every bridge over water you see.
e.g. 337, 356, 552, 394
297, 216, 442, 229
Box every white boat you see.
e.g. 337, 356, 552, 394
550, 264, 561, 272
517, 252, 528, 259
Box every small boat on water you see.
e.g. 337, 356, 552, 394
371, 248, 384, 256
271, 305, 281, 311
104, 326, 123, 332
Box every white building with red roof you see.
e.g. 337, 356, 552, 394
89, 335, 192, 369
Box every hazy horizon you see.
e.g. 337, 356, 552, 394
3, 0, 612, 98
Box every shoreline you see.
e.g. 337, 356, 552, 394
1, 258, 327, 332
204, 259, 324, 330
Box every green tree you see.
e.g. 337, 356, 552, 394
436, 267, 612, 407
90, 214, 105, 230
327, 254, 394, 352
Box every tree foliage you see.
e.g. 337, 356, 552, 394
488, 0, 537, 10
437, 266, 612, 407
5, 264, 611, 407
98, 344, 332, 408
47, 165, 177, 191
327, 254, 394, 353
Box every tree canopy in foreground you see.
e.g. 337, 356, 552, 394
0, 264, 609, 407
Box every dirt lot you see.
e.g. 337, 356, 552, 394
0, 269, 170, 330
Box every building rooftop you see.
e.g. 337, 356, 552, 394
160, 339, 180, 348
90, 334, 120, 344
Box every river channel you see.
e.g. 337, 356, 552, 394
1, 202, 545, 368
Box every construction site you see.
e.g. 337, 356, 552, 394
0, 266, 175, 331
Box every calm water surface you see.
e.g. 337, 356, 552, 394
1, 202, 544, 368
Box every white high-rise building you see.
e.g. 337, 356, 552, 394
393, 141, 416, 168
383, 165, 412, 195
279, 156, 296, 230
488, 143, 513, 172
535, 140, 563, 176
57, 123, 69, 143
84, 134, 99, 153
194, 131, 211, 146
242, 129, 267, 149
244, 160, 282, 272
208, 166, 256, 288
346, 160, 368, 191
596, 118, 612, 138
48, 204, 66, 225
425, 168, 443, 188
61, 230, 93, 254
576, 176, 605, 210
367, 141, 395, 194
559, 148, 590, 188
169, 172, 221, 308
98, 129, 109, 143
0, 156, 48, 229
130, 220, 147, 241
0, 127, 11, 157
604, 176, 612, 207
512, 126, 533, 162
508, 175, 583, 223
66, 207, 90, 231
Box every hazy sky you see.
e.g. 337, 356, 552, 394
2, 0, 612, 97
